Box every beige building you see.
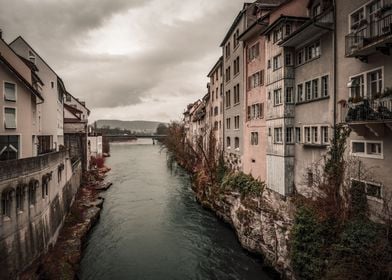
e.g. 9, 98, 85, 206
10, 36, 65, 153
336, 0, 392, 219
0, 37, 43, 160
280, 0, 335, 194
207, 57, 224, 153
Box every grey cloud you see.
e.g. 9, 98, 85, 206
0, 0, 245, 120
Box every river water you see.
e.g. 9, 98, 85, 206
79, 139, 274, 280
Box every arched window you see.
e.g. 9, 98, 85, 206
15, 184, 25, 212
1, 188, 14, 218
28, 179, 38, 206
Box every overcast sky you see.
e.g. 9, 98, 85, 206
0, 0, 246, 123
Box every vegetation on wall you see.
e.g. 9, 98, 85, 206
291, 125, 392, 280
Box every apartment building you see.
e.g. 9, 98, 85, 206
221, 4, 251, 171
207, 57, 224, 152
336, 0, 392, 218
280, 0, 335, 194
0, 37, 44, 160
239, 1, 281, 181
10, 36, 65, 153
263, 0, 309, 195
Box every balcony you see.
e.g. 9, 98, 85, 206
343, 95, 392, 136
346, 13, 392, 59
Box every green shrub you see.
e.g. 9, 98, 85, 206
221, 172, 264, 197
291, 206, 325, 280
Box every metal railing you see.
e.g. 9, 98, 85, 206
346, 13, 392, 56
345, 96, 392, 123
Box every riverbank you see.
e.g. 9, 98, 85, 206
20, 167, 112, 280
190, 170, 294, 279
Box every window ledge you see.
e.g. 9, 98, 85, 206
303, 143, 328, 148
367, 195, 383, 204
3, 216, 11, 222
296, 95, 330, 105
351, 153, 384, 160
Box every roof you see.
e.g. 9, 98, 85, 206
64, 103, 83, 115
0, 54, 44, 101
207, 56, 223, 78
262, 15, 309, 35
66, 91, 91, 114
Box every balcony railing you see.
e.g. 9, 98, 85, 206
345, 96, 392, 123
346, 13, 392, 57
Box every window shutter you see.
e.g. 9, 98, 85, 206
5, 108, 16, 129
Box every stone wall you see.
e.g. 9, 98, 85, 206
0, 151, 81, 280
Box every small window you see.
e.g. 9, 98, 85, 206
251, 132, 259, 145
273, 54, 282, 70
366, 183, 382, 199
226, 137, 231, 148
226, 118, 231, 129
321, 75, 329, 97
4, 107, 16, 129
367, 142, 382, 155
321, 126, 329, 144
274, 89, 282, 106
285, 53, 293, 66
285, 87, 294, 104
286, 127, 294, 143
0, 135, 19, 160
312, 126, 318, 143
4, 82, 16, 101
297, 84, 304, 102
234, 115, 240, 129
304, 127, 311, 143
352, 142, 365, 153
274, 128, 283, 143
295, 127, 301, 143
234, 137, 240, 149
267, 60, 271, 69
312, 79, 319, 99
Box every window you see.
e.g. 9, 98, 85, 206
352, 180, 382, 200
286, 127, 294, 143
285, 53, 293, 66
312, 4, 321, 17
4, 107, 16, 129
66, 93, 72, 102
273, 27, 283, 42
321, 126, 329, 144
312, 79, 319, 99
1, 189, 12, 218
351, 140, 383, 159
234, 57, 240, 75
4, 82, 16, 101
214, 121, 218, 130
234, 115, 240, 129
248, 71, 264, 89
225, 90, 231, 108
234, 29, 240, 48
251, 132, 259, 145
350, 8, 365, 31
274, 128, 283, 143
226, 137, 231, 148
28, 180, 37, 206
225, 67, 231, 82
225, 42, 231, 58
285, 87, 294, 104
321, 75, 329, 97
234, 137, 240, 149
16, 185, 24, 212
367, 69, 382, 98
248, 103, 263, 120
226, 118, 231, 129
214, 106, 218, 116
295, 127, 301, 143
285, 24, 291, 36
312, 126, 318, 143
297, 84, 304, 102
267, 60, 271, 69
274, 89, 282, 105
304, 127, 311, 143
297, 40, 321, 65
51, 81, 54, 88
0, 135, 19, 161
234, 84, 240, 104
273, 54, 282, 70
350, 75, 365, 98
305, 81, 312, 100
248, 43, 260, 61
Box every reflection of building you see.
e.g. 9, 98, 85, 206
0, 32, 88, 278
336, 0, 392, 220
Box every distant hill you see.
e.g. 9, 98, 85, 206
95, 120, 167, 133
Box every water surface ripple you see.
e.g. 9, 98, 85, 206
79, 140, 273, 280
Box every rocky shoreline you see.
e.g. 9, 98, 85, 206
191, 180, 295, 279
20, 167, 112, 280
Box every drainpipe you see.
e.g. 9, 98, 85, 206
333, 0, 338, 150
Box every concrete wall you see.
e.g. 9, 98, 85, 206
0, 151, 81, 279
10, 37, 64, 150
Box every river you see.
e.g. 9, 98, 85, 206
79, 139, 275, 280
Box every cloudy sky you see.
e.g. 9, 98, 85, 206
0, 0, 246, 123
